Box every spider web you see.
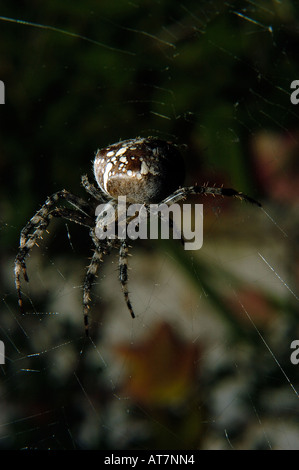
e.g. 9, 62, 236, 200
0, 0, 299, 451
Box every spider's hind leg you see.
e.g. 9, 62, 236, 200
119, 240, 135, 319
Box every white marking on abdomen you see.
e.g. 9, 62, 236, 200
103, 162, 113, 192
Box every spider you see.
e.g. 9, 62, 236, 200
15, 136, 261, 336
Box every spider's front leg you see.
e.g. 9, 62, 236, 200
81, 174, 107, 202
161, 185, 262, 207
15, 190, 93, 313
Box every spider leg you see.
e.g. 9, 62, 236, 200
119, 240, 135, 320
161, 185, 262, 207
15, 252, 29, 313
15, 190, 93, 313
50, 207, 94, 228
83, 242, 109, 336
19, 190, 93, 249
81, 174, 106, 202
15, 216, 51, 313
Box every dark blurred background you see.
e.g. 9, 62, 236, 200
0, 0, 299, 450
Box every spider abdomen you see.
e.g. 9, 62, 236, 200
93, 137, 185, 203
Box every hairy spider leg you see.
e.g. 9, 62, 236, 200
161, 185, 262, 207
119, 240, 135, 320
83, 236, 136, 336
50, 207, 94, 228
15, 190, 94, 313
83, 243, 107, 336
81, 174, 107, 201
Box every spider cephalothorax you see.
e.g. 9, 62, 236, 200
15, 136, 261, 336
